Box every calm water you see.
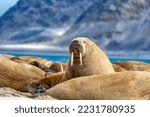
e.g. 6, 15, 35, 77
1, 51, 150, 63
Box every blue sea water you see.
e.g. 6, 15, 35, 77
1, 51, 150, 63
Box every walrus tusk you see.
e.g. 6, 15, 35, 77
71, 52, 74, 67
79, 52, 82, 66
60, 63, 64, 72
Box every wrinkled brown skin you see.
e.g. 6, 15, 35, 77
10, 56, 52, 71
44, 71, 150, 100
112, 64, 127, 72
114, 61, 150, 72
0, 55, 45, 92
32, 37, 115, 90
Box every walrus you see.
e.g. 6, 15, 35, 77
44, 71, 150, 100
112, 64, 127, 72
0, 55, 45, 92
28, 37, 115, 93
20, 56, 52, 67
10, 56, 52, 72
48, 62, 66, 73
68, 37, 114, 78
45, 62, 66, 76
114, 61, 150, 72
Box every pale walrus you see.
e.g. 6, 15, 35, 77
0, 55, 45, 92
44, 71, 150, 100
29, 37, 115, 93
114, 61, 150, 72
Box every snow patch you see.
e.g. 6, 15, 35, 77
0, 44, 67, 51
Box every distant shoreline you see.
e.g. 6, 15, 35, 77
1, 51, 150, 64
1, 49, 150, 59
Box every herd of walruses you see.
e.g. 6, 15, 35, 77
0, 37, 150, 100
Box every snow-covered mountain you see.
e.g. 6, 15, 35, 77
0, 0, 94, 44
0, 0, 150, 56
58, 0, 150, 51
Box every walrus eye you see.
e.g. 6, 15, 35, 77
83, 41, 86, 44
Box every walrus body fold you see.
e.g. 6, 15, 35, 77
44, 71, 150, 100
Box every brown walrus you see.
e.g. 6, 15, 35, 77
0, 55, 45, 92
46, 62, 66, 75
44, 71, 150, 100
112, 64, 127, 72
21, 56, 52, 67
68, 37, 114, 78
29, 37, 115, 94
10, 56, 52, 72
114, 61, 150, 72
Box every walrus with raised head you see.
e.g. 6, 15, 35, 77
29, 37, 115, 94
44, 71, 150, 100
67, 37, 114, 78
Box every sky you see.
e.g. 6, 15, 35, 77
0, 0, 19, 16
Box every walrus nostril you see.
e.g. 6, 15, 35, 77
73, 40, 79, 44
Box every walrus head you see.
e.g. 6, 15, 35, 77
69, 37, 87, 66
49, 62, 66, 73
67, 37, 115, 78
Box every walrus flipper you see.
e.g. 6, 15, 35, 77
28, 72, 67, 95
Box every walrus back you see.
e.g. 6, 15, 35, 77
44, 71, 150, 100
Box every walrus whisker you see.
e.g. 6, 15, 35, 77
79, 52, 82, 66
60, 63, 64, 72
71, 52, 74, 66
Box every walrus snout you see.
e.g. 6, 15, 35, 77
69, 39, 86, 56
69, 39, 86, 66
